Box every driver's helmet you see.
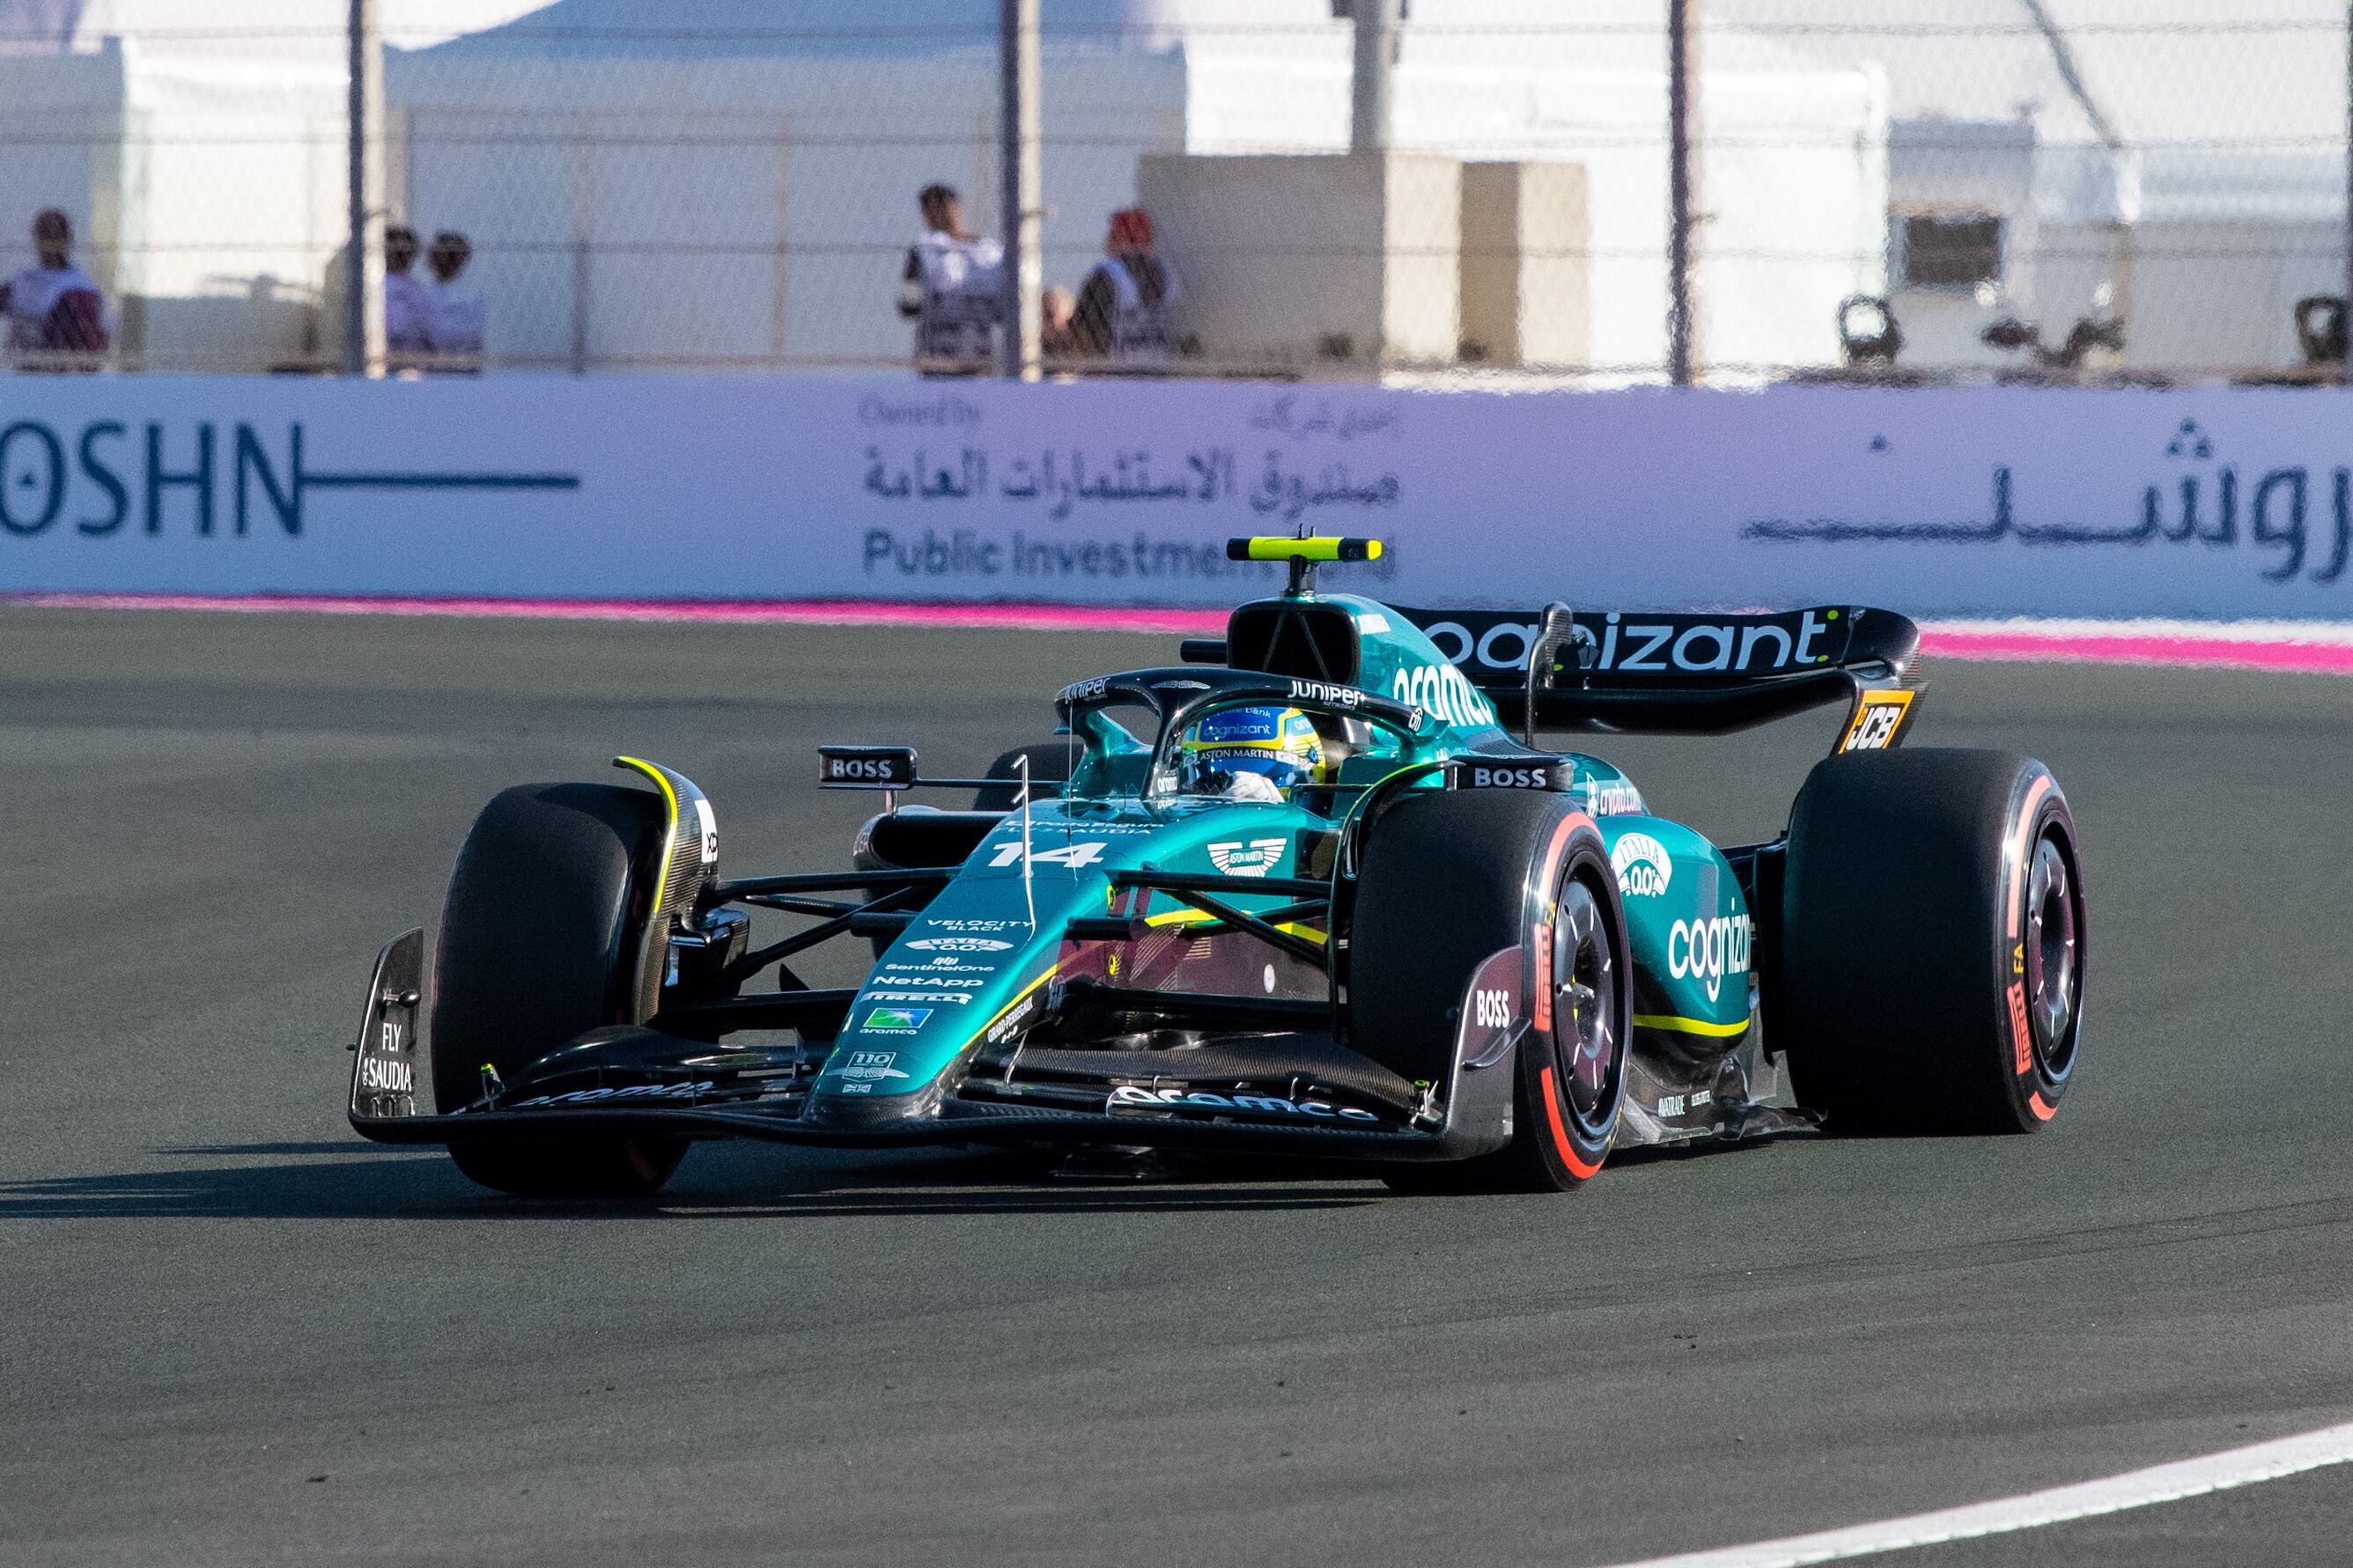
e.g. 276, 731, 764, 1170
1177, 705, 1329, 802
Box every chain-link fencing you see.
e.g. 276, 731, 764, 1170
0, 0, 2345, 384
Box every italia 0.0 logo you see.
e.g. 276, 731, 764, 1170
1611, 832, 1672, 898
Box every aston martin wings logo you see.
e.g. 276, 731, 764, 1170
1207, 838, 1287, 876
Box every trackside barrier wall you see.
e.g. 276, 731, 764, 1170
4, 378, 2353, 621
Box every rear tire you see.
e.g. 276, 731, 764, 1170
1351, 791, 1629, 1193
432, 782, 689, 1196
1781, 748, 2084, 1135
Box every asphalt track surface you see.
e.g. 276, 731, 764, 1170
4, 607, 2349, 1567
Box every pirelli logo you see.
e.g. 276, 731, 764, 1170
1837, 688, 1918, 754
2007, 980, 2033, 1075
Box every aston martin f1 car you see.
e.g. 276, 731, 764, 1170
347, 536, 2086, 1196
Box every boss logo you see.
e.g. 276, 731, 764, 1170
1472, 989, 1513, 1029
818, 746, 918, 788
1449, 758, 1568, 791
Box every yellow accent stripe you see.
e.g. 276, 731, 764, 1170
613, 756, 681, 917
954, 961, 1064, 1056
1238, 536, 1382, 563
1141, 908, 1328, 944
1633, 1012, 1750, 1038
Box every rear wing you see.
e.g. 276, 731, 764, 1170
1390, 605, 1921, 738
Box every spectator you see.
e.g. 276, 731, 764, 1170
896, 182, 1001, 375
1073, 207, 1178, 367
2, 209, 108, 368
424, 230, 484, 371
1040, 285, 1080, 362
384, 224, 430, 367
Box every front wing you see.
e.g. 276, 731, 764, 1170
347, 930, 1517, 1165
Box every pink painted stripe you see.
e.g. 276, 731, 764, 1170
0, 591, 1228, 636
8, 591, 2353, 674
1920, 628, 2353, 676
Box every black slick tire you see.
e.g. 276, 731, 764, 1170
431, 782, 689, 1197
1781, 748, 2084, 1135
1351, 790, 1629, 1194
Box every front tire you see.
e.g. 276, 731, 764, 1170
1351, 791, 1629, 1193
1781, 749, 2084, 1135
431, 783, 689, 1196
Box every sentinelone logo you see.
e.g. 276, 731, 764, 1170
0, 420, 579, 537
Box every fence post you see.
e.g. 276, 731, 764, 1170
1350, 0, 1400, 153
1667, 0, 1699, 386
999, 0, 1042, 380
571, 116, 593, 375
343, 0, 385, 376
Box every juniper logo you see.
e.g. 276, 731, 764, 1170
1208, 838, 1287, 876
1611, 832, 1672, 898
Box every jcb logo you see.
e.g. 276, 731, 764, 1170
1473, 989, 1513, 1028
1840, 692, 1914, 752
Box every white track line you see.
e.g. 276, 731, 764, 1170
1593, 1421, 2353, 1568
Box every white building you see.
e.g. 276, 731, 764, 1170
387, 0, 1884, 376
0, 0, 2340, 378
0, 0, 542, 370
1708, 0, 2350, 375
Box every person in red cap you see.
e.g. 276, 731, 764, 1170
1073, 206, 1179, 367
2, 210, 108, 368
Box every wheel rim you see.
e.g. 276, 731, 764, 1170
2024, 828, 2080, 1079
1551, 878, 1620, 1132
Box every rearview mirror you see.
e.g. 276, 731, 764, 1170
817, 746, 918, 790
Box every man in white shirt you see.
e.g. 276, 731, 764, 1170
384, 225, 430, 368
896, 183, 1001, 376
425, 230, 485, 372
2, 209, 108, 369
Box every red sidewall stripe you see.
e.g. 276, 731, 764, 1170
1538, 1064, 1605, 1180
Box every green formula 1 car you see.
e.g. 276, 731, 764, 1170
347, 535, 2085, 1196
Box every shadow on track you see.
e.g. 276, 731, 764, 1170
0, 1143, 1381, 1221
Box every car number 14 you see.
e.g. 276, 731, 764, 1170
988, 840, 1108, 869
